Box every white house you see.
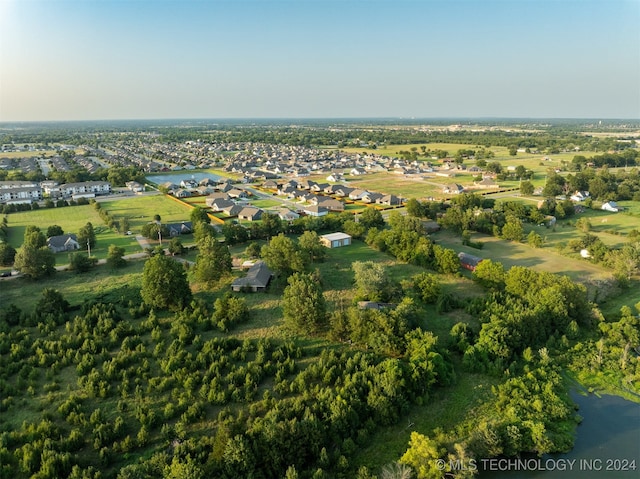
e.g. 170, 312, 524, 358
601, 201, 619, 212
320, 232, 352, 248
570, 191, 590, 202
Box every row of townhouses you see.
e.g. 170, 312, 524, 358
0, 180, 111, 204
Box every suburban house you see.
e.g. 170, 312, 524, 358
303, 205, 328, 217
222, 203, 244, 216
238, 207, 263, 221
474, 177, 499, 189
570, 191, 590, 202
231, 261, 273, 292
601, 201, 619, 212
458, 252, 483, 271
377, 194, 401, 206
205, 192, 231, 207
443, 184, 464, 194
125, 181, 144, 193
320, 232, 352, 248
227, 188, 249, 199
165, 222, 193, 237
349, 189, 369, 200
47, 234, 80, 253
350, 167, 367, 176
326, 173, 343, 182
277, 208, 300, 221
317, 198, 345, 212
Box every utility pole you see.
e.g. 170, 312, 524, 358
87, 239, 91, 257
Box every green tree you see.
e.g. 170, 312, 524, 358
282, 272, 326, 334
193, 235, 232, 286
69, 253, 97, 273
190, 206, 210, 226
14, 241, 55, 279
343, 220, 367, 239
352, 260, 395, 302
141, 254, 192, 310
261, 233, 306, 277
433, 245, 460, 274
168, 237, 185, 255
78, 222, 97, 249
472, 259, 505, 290
23, 225, 47, 249
406, 198, 426, 218
527, 230, 544, 248
106, 244, 127, 268
0, 242, 16, 265
46, 225, 64, 237
359, 207, 385, 230
245, 242, 261, 258
501, 216, 524, 242
520, 180, 534, 196
298, 231, 326, 263
413, 272, 441, 304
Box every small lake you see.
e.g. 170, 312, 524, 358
480, 393, 640, 478
146, 172, 224, 185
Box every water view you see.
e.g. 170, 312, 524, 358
481, 393, 640, 478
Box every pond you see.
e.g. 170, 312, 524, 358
480, 393, 640, 478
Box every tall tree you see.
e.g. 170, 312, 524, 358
359, 207, 385, 230
0, 242, 16, 265
106, 244, 126, 268
14, 227, 55, 279
190, 206, 210, 226
298, 231, 326, 263
282, 272, 326, 334
141, 254, 192, 310
260, 233, 306, 277
78, 222, 97, 249
193, 235, 232, 286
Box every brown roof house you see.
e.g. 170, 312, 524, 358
231, 261, 273, 292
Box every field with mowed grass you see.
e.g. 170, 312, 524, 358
0, 259, 146, 314
4, 194, 197, 263
99, 194, 194, 231
4, 205, 141, 263
431, 229, 614, 286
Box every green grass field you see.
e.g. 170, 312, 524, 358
3, 195, 196, 263
336, 143, 603, 200
431, 230, 614, 285
0, 260, 146, 314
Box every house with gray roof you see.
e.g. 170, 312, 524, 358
231, 261, 273, 292
47, 234, 80, 253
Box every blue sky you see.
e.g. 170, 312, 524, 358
1, 0, 638, 121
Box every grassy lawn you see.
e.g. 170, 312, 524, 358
431, 229, 614, 285
4, 205, 141, 263
99, 195, 194, 231
0, 259, 146, 314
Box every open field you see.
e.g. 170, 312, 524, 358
337, 143, 604, 199
431, 229, 614, 286
99, 195, 194, 230
0, 150, 59, 158
0, 259, 146, 313
4, 205, 140, 263
4, 195, 196, 262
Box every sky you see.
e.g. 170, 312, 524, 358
0, 0, 639, 121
